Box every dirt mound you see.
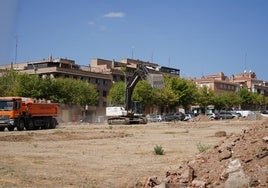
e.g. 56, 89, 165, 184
192, 114, 213, 122
142, 119, 268, 187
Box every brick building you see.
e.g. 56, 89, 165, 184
195, 71, 268, 97
194, 72, 238, 94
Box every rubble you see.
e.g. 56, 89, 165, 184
141, 119, 268, 188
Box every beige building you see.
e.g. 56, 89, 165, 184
0, 56, 180, 122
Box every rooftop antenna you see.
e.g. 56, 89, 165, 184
151, 51, 154, 63
14, 35, 18, 64
244, 52, 247, 72
131, 46, 134, 59
168, 57, 170, 67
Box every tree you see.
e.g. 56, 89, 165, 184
237, 88, 254, 110
48, 78, 98, 105
195, 86, 216, 113
132, 80, 154, 106
0, 70, 20, 96
214, 92, 240, 110
16, 74, 43, 98
154, 76, 179, 110
175, 78, 197, 110
107, 81, 125, 106
0, 71, 99, 106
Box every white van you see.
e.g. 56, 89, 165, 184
235, 110, 254, 117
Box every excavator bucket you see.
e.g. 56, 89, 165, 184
147, 74, 165, 88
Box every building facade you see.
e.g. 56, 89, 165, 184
195, 72, 238, 94
195, 71, 268, 97
0, 56, 180, 122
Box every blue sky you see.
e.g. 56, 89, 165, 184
1, 0, 268, 80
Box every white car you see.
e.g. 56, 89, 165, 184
147, 115, 163, 122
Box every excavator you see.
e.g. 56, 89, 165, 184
106, 64, 163, 124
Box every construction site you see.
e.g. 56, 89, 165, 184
0, 115, 267, 188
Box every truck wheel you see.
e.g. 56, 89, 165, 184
25, 119, 34, 130
49, 118, 57, 129
8, 126, 15, 131
17, 119, 25, 131
0, 127, 5, 131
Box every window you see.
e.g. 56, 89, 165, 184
103, 91, 107, 97
113, 75, 117, 82
103, 102, 107, 107
103, 79, 108, 86
120, 75, 125, 81
96, 79, 100, 85
90, 78, 95, 84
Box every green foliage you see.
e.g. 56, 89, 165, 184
154, 145, 164, 155
196, 142, 211, 153
16, 74, 43, 98
133, 80, 154, 105
195, 86, 216, 109
0, 70, 99, 106
107, 81, 125, 106
174, 78, 197, 109
0, 70, 20, 96
237, 88, 259, 110
214, 92, 241, 110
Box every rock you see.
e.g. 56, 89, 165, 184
218, 149, 232, 161
179, 165, 194, 183
221, 159, 249, 188
191, 179, 206, 187
144, 176, 161, 187
215, 131, 227, 137
226, 159, 242, 173
224, 170, 249, 188
262, 136, 268, 142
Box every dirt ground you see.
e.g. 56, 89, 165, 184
0, 118, 266, 188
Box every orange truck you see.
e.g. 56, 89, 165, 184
0, 97, 58, 131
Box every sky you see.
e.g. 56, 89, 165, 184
1, 0, 268, 80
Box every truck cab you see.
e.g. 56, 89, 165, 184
0, 97, 23, 131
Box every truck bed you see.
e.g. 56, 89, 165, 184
27, 103, 58, 117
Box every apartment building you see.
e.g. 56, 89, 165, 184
0, 56, 180, 122
195, 71, 268, 97
195, 72, 238, 94
230, 71, 268, 96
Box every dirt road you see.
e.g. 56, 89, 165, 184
0, 120, 254, 187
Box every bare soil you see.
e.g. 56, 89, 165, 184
0, 118, 266, 188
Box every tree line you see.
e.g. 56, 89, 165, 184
0, 70, 99, 106
1, 70, 267, 112
108, 75, 268, 113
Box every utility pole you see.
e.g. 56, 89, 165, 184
14, 35, 18, 64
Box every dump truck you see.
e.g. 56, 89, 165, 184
0, 97, 58, 131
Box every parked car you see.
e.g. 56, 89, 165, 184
218, 111, 235, 119
230, 111, 242, 118
147, 114, 163, 122
184, 113, 195, 121
164, 112, 185, 121
207, 112, 219, 120
235, 110, 255, 117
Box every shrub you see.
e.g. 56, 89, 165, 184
154, 145, 164, 155
196, 142, 211, 153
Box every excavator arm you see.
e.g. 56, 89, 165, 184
125, 64, 149, 111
